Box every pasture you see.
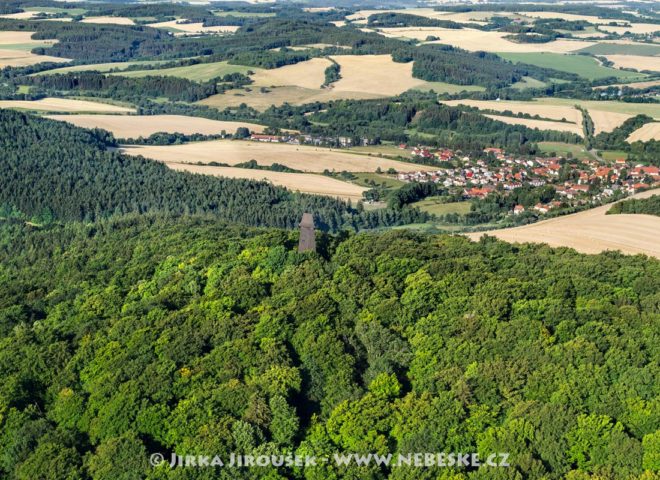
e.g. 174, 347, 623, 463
117, 61, 257, 81
0, 98, 134, 113
537, 142, 594, 160
160, 163, 368, 202
119, 140, 430, 174
412, 198, 472, 216
467, 189, 660, 258
35, 60, 170, 75
627, 123, 660, 142
44, 115, 271, 138
578, 42, 660, 57
497, 52, 645, 80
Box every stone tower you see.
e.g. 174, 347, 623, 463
298, 213, 316, 253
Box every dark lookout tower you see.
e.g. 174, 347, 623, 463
298, 213, 316, 253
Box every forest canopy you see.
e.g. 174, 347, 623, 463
0, 215, 657, 479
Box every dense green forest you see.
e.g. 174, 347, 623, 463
608, 195, 660, 216
0, 110, 428, 231
0, 214, 658, 479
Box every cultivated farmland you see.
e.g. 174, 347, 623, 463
627, 123, 660, 142
147, 20, 240, 35
0, 31, 68, 67
0, 98, 134, 113
164, 163, 368, 202
442, 99, 583, 124
467, 188, 660, 258
484, 114, 584, 136
81, 16, 135, 25
374, 27, 595, 53
199, 54, 480, 110
604, 55, 660, 72
44, 115, 271, 138
119, 140, 430, 173
599, 23, 660, 35
251, 58, 331, 89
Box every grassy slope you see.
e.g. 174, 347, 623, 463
116, 61, 259, 81
498, 52, 646, 80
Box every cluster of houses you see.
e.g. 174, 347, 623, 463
249, 133, 371, 147
396, 146, 660, 216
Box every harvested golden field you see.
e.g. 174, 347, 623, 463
0, 31, 69, 67
81, 16, 135, 25
147, 20, 239, 34
252, 58, 332, 89
467, 189, 660, 258
0, 49, 68, 67
330, 55, 427, 95
375, 27, 594, 53
442, 99, 582, 123
199, 86, 382, 111
594, 79, 660, 90
514, 11, 620, 24
0, 98, 133, 113
165, 163, 367, 202
532, 98, 660, 133
0, 11, 39, 19
346, 8, 499, 25
44, 115, 270, 138
589, 110, 633, 135
119, 140, 428, 173
484, 114, 583, 136
627, 122, 660, 142
200, 55, 459, 109
604, 55, 660, 72
600, 23, 660, 35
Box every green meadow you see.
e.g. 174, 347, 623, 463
498, 52, 646, 81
